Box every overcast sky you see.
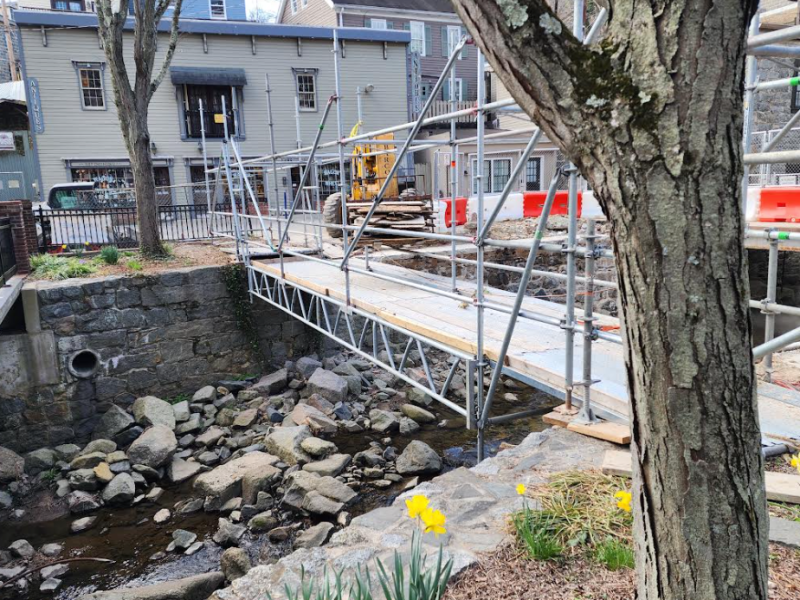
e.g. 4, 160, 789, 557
246, 0, 281, 18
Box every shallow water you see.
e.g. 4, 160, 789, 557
0, 384, 557, 600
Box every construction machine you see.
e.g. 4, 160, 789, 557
322, 124, 434, 241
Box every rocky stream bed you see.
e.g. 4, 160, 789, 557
0, 350, 557, 600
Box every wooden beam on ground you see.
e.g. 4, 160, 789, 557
543, 404, 631, 444
602, 450, 800, 504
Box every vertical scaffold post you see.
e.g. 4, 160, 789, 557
576, 218, 598, 423
475, 49, 487, 463
763, 234, 780, 382
265, 74, 283, 242
199, 98, 214, 238
742, 12, 760, 213
333, 29, 353, 306
449, 30, 459, 293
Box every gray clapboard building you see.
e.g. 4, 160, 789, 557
11, 9, 411, 203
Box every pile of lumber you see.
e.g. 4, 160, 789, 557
349, 198, 435, 233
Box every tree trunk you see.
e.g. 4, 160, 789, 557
130, 125, 162, 256
450, 1, 768, 598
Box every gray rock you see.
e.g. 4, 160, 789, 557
40, 543, 63, 558
93, 406, 135, 441
193, 452, 280, 511
400, 404, 436, 424
171, 529, 197, 551
290, 405, 337, 436
399, 417, 420, 435
302, 454, 352, 477
294, 522, 334, 549
25, 448, 57, 473
192, 386, 217, 404
132, 396, 176, 430
300, 437, 337, 459
127, 426, 177, 468
114, 426, 144, 449
153, 509, 171, 524
68, 490, 101, 513
212, 518, 246, 547
252, 369, 289, 396
353, 449, 386, 468
195, 426, 226, 447
68, 469, 99, 492
197, 451, 220, 466
71, 451, 108, 470
8, 539, 35, 559
369, 409, 399, 433
396, 441, 442, 475
407, 387, 433, 406
146, 487, 164, 502
53, 444, 82, 462
283, 471, 356, 516
304, 394, 336, 416
332, 402, 353, 421
301, 491, 344, 516
220, 547, 251, 581
0, 566, 25, 580
185, 541, 204, 556
102, 473, 135, 505
296, 356, 322, 379
0, 491, 12, 509
84, 441, 117, 456
172, 401, 191, 423
167, 458, 202, 484
106, 450, 127, 464
175, 414, 202, 435
75, 572, 224, 600
247, 511, 278, 532
70, 516, 97, 533
263, 425, 313, 465
307, 369, 348, 404
40, 578, 62, 593
110, 461, 132, 474
0, 446, 23, 483
41, 564, 69, 579
233, 409, 258, 429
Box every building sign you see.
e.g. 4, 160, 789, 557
0, 132, 13, 151
28, 78, 45, 134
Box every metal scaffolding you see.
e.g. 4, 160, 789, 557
204, 0, 800, 460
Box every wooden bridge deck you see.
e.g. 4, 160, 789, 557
251, 257, 800, 445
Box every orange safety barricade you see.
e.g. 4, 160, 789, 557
523, 191, 582, 218
757, 186, 800, 223
440, 197, 468, 227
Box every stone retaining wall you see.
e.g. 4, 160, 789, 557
0, 265, 319, 452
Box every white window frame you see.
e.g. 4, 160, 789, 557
447, 25, 463, 60
410, 21, 426, 56
290, 0, 298, 14
295, 70, 318, 112
75, 63, 106, 111
209, 0, 226, 19
302, 0, 308, 6
444, 78, 465, 102
370, 18, 388, 30
471, 157, 513, 194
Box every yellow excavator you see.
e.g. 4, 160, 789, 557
322, 123, 431, 239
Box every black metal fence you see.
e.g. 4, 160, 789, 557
0, 217, 17, 284
35, 204, 236, 252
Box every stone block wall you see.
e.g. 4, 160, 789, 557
0, 265, 319, 452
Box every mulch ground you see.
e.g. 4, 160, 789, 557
443, 543, 800, 600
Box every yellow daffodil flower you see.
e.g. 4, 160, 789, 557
791, 453, 800, 474
615, 490, 632, 513
405, 494, 429, 520
516, 483, 527, 496
421, 508, 447, 537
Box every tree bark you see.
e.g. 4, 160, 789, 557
450, 1, 768, 598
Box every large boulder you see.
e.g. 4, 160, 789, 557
400, 404, 436, 424
101, 473, 135, 505
131, 397, 176, 430
251, 369, 288, 396
172, 401, 191, 424
396, 441, 442, 475
127, 426, 177, 468
306, 369, 348, 404
192, 386, 217, 404
0, 446, 23, 482
369, 409, 400, 434
76, 572, 224, 600
290, 405, 337, 436
295, 356, 322, 379
193, 452, 280, 511
92, 406, 135, 441
263, 425, 313, 465
25, 448, 57, 473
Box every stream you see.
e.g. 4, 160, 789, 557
0, 385, 558, 600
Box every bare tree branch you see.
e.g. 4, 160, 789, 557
150, 0, 184, 101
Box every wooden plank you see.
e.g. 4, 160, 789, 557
567, 420, 632, 445
601, 449, 633, 478
602, 451, 800, 504
542, 410, 574, 427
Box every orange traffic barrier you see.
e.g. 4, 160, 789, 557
523, 191, 582, 218
757, 186, 800, 223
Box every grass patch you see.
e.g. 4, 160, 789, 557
165, 393, 190, 405
99, 246, 120, 265
41, 467, 60, 483
512, 471, 634, 571
126, 259, 143, 271
30, 254, 97, 280
769, 501, 800, 523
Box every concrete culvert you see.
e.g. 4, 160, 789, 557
68, 349, 100, 379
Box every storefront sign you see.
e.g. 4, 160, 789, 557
28, 78, 45, 134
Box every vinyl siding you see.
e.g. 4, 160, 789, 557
491, 73, 538, 132
18, 0, 247, 20
19, 26, 409, 198
280, 0, 337, 26
341, 12, 477, 100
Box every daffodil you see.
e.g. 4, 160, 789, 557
516, 483, 527, 496
421, 508, 447, 537
615, 490, 632, 513
791, 453, 800, 474
405, 494, 429, 520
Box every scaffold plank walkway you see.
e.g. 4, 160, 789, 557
251, 257, 800, 445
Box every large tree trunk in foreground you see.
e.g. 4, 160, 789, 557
451, 1, 768, 598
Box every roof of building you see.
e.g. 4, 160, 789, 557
11, 9, 411, 43
330, 0, 456, 12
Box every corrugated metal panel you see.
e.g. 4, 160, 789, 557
0, 131, 39, 202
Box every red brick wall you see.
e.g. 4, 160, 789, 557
0, 200, 37, 274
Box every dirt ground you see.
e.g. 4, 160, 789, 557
29, 242, 235, 281
443, 543, 800, 600
761, 349, 800, 390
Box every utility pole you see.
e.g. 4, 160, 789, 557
1, 0, 18, 81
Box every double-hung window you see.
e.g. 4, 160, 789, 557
525, 158, 542, 191
369, 18, 388, 29
210, 0, 226, 19
472, 158, 513, 194
290, 0, 298, 14
410, 21, 426, 56
295, 69, 318, 112
74, 62, 106, 110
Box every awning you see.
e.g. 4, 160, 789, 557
170, 67, 247, 87
0, 81, 26, 105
